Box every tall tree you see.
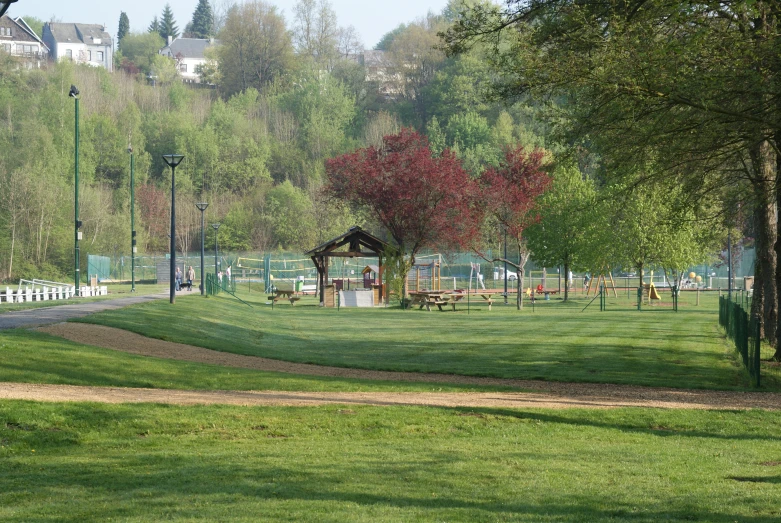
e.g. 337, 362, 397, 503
117, 12, 130, 49
159, 3, 180, 41
147, 16, 160, 35
526, 162, 595, 301
325, 129, 482, 297
189, 0, 214, 39
217, 1, 294, 97
292, 0, 340, 66
465, 145, 551, 309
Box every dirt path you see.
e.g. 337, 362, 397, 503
9, 322, 777, 411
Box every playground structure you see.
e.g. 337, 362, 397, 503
407, 259, 442, 292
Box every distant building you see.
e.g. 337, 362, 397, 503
0, 15, 49, 67
159, 37, 217, 84
359, 50, 402, 99
42, 22, 113, 71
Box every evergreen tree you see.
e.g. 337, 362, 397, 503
117, 12, 130, 49
147, 16, 160, 34
189, 0, 213, 39
159, 4, 180, 41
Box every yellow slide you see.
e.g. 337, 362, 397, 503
648, 283, 661, 300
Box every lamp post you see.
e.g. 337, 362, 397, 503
503, 225, 508, 305
162, 154, 185, 304
195, 202, 209, 295
212, 223, 221, 288
70, 85, 81, 296
0, 1, 19, 18
129, 146, 136, 292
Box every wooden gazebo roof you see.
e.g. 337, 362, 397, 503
306, 226, 388, 258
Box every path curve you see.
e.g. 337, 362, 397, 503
0, 293, 168, 330
21, 322, 781, 411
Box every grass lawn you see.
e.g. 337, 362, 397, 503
0, 283, 167, 314
0, 329, 510, 393
76, 290, 781, 391
1, 400, 779, 522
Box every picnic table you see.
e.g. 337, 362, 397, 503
268, 289, 301, 305
408, 291, 492, 311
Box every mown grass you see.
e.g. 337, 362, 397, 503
1, 400, 779, 522
77, 290, 781, 390
0, 283, 167, 313
0, 329, 510, 393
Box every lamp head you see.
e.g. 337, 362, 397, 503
127, 145, 133, 154
0, 1, 19, 18
195, 202, 209, 211
211, 223, 221, 231
162, 154, 185, 168
68, 85, 79, 98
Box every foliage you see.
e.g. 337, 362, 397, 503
117, 32, 165, 75
217, 1, 295, 98
188, 0, 213, 39
527, 162, 595, 300
158, 3, 180, 41
325, 129, 481, 293
469, 145, 551, 308
117, 12, 130, 50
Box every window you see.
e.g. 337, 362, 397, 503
66, 49, 72, 58
180, 63, 187, 72
97, 51, 103, 61
87, 50, 92, 61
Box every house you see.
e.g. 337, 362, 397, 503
42, 22, 113, 71
159, 37, 217, 83
0, 15, 49, 67
359, 50, 403, 99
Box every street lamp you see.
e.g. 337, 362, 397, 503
70, 84, 81, 296
502, 224, 508, 305
162, 154, 185, 304
212, 222, 221, 288
195, 202, 209, 295
128, 146, 136, 292
0, 1, 19, 18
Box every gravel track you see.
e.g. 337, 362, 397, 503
4, 322, 774, 410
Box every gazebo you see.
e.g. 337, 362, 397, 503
306, 226, 389, 306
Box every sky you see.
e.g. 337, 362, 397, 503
12, 0, 451, 49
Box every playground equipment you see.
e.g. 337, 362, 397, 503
586, 268, 618, 297
408, 260, 441, 292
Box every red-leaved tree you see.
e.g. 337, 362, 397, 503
325, 128, 482, 298
469, 145, 551, 310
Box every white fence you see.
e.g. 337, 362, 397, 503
0, 279, 107, 304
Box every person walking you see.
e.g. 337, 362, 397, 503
175, 267, 182, 292
187, 266, 195, 292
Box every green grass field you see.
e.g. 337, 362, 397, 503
1, 401, 779, 522
2, 285, 780, 521
75, 289, 780, 390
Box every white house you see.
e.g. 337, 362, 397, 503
159, 37, 217, 84
0, 15, 49, 67
42, 22, 113, 71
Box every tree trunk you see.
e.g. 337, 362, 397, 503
517, 268, 524, 310
774, 133, 781, 360
563, 261, 569, 301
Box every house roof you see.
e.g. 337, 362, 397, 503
46, 22, 112, 46
0, 15, 38, 43
161, 38, 216, 60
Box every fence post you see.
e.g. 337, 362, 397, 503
754, 316, 762, 388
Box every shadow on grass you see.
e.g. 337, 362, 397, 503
448, 406, 781, 442
1, 452, 777, 522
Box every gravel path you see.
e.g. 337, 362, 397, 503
12, 322, 778, 411
0, 293, 168, 330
